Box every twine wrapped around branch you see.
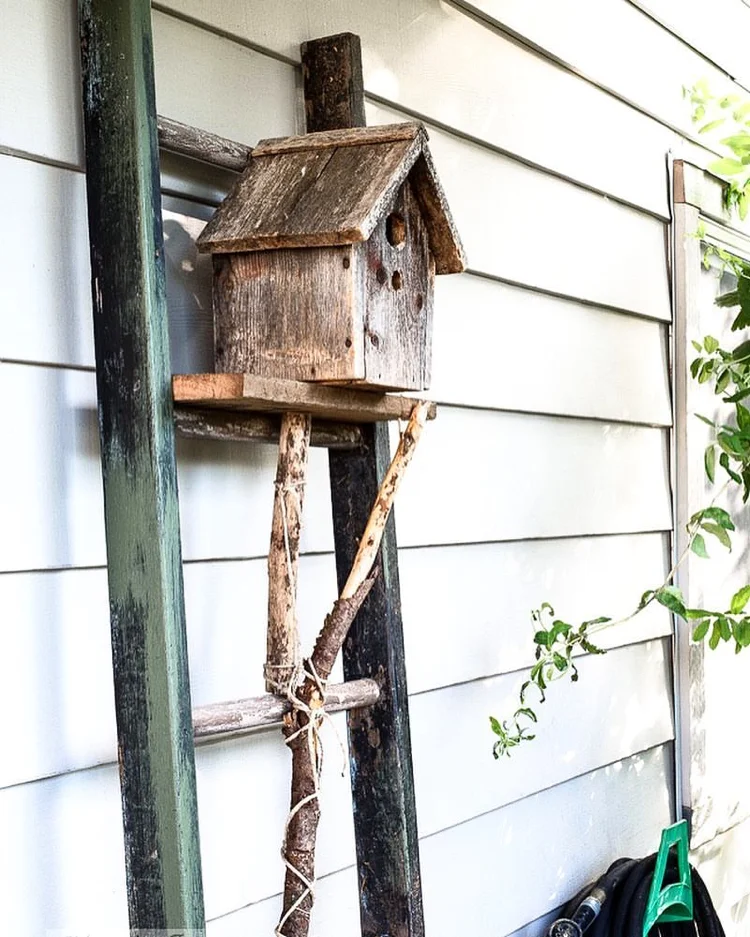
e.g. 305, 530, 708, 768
275, 401, 432, 937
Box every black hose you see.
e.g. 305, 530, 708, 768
547, 854, 725, 937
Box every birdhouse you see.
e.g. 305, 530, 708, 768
195, 123, 465, 392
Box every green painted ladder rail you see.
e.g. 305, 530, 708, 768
77, 3, 423, 934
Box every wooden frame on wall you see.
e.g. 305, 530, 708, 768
671, 158, 750, 850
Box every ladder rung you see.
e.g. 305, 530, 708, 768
174, 405, 364, 450
158, 115, 250, 172
192, 677, 380, 742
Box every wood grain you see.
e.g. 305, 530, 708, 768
212, 247, 364, 383
361, 180, 434, 389
173, 406, 364, 449
254, 122, 420, 156
172, 373, 437, 423
192, 678, 379, 740
157, 115, 250, 171
266, 413, 311, 693
195, 116, 464, 271
78, 0, 205, 929
196, 138, 419, 253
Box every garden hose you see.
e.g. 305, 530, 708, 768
547, 855, 725, 937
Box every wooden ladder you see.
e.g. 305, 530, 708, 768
78, 2, 423, 935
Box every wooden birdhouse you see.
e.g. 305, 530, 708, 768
196, 123, 465, 392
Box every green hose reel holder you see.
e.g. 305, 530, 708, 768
643, 820, 693, 937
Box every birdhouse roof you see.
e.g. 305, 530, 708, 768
195, 123, 466, 274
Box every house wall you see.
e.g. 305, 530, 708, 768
4, 0, 748, 934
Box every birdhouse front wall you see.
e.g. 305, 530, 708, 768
212, 245, 365, 383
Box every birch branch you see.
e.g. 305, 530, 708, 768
265, 412, 312, 693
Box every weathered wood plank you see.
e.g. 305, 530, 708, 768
303, 31, 426, 937
361, 180, 434, 389
173, 373, 436, 423
173, 406, 364, 449
196, 137, 420, 254
197, 147, 339, 252
212, 247, 365, 383
77, 0, 205, 930
192, 678, 379, 741
157, 114, 250, 172
254, 123, 420, 156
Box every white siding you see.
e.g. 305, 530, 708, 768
5, 0, 730, 933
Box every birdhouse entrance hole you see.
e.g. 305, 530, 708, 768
386, 212, 407, 250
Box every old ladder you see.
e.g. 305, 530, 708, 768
77, 1, 424, 935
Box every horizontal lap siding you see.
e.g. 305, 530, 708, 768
0, 0, 695, 934
200, 745, 673, 937
0, 702, 673, 932
154, 0, 679, 214
2, 533, 671, 790
628, 0, 750, 92
459, 0, 739, 138
0, 359, 671, 570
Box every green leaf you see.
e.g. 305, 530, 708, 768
533, 630, 550, 647
716, 369, 731, 395
549, 620, 572, 640
691, 533, 709, 558
489, 716, 504, 736
692, 620, 710, 642
738, 403, 750, 432
704, 335, 720, 353
655, 585, 687, 618
717, 432, 744, 456
720, 616, 732, 641
724, 386, 750, 404
692, 340, 703, 352
552, 652, 568, 672
581, 616, 612, 626
732, 340, 750, 363
705, 444, 716, 483
719, 451, 743, 483
736, 619, 750, 647
698, 360, 714, 383
730, 585, 750, 614
695, 413, 716, 428
700, 507, 735, 530
580, 638, 606, 655
701, 521, 732, 551
639, 589, 656, 609
709, 622, 722, 650
685, 608, 714, 620
700, 118, 726, 134
719, 132, 750, 148
710, 157, 747, 175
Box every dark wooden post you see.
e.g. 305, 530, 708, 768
302, 33, 426, 937
78, 1, 205, 930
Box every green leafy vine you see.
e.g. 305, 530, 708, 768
490, 84, 750, 760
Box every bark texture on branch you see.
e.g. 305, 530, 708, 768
277, 401, 431, 937
266, 412, 312, 693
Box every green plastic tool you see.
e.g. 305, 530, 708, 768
643, 820, 693, 936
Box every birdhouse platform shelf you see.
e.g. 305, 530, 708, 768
172, 372, 437, 424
